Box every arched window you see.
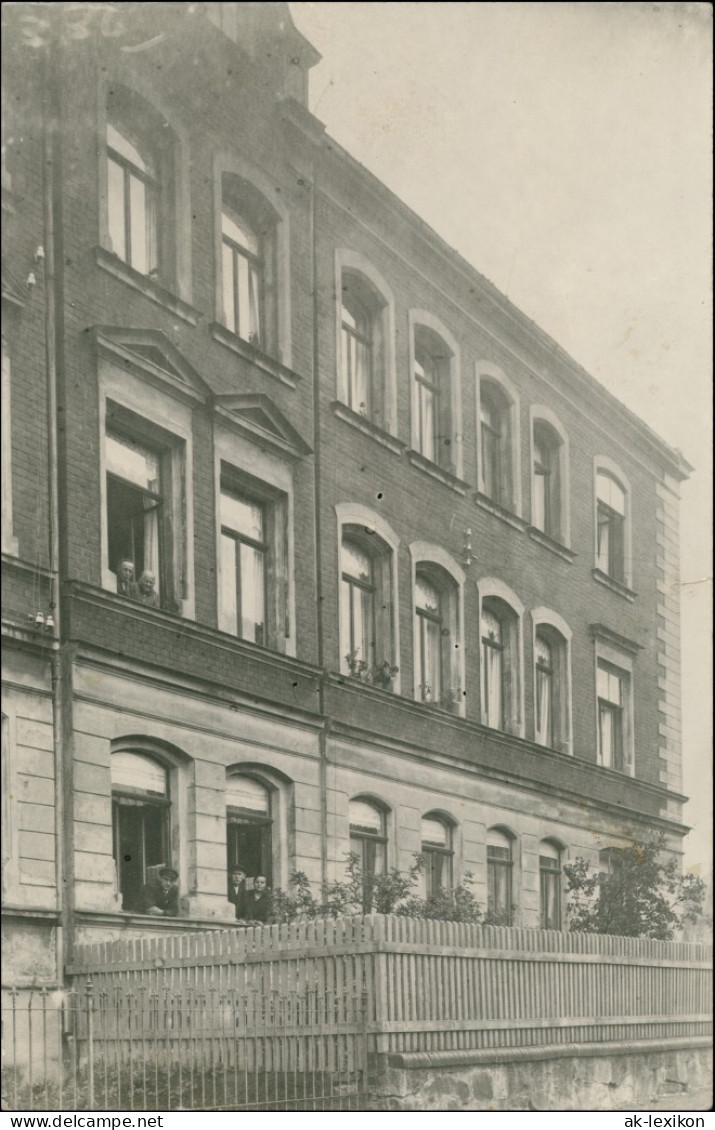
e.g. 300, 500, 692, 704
532, 420, 565, 540
111, 751, 170, 913
539, 839, 562, 930
596, 470, 627, 583
221, 175, 278, 353
222, 208, 263, 345
478, 376, 518, 510
339, 269, 389, 426
421, 814, 453, 896
534, 634, 553, 746
487, 828, 513, 925
349, 797, 387, 911
226, 775, 273, 886
414, 563, 460, 709
479, 583, 524, 734
340, 526, 395, 681
412, 324, 456, 472
415, 573, 443, 702
481, 605, 505, 729
105, 86, 178, 284
532, 610, 572, 753
106, 121, 157, 276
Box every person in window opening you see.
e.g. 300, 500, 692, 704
138, 570, 160, 608
140, 867, 179, 917
116, 558, 139, 599
227, 866, 247, 920
240, 874, 271, 923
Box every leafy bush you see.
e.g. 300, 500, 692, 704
564, 833, 705, 940
266, 854, 492, 924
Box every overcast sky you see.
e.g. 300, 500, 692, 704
290, 2, 713, 873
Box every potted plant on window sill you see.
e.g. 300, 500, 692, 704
344, 651, 399, 691
420, 684, 463, 714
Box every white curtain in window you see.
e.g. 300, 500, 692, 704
485, 643, 502, 727
599, 704, 614, 767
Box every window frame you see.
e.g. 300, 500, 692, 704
478, 580, 524, 736
111, 751, 172, 915
421, 813, 454, 897
538, 840, 563, 930
410, 545, 465, 714
219, 480, 272, 647
336, 251, 396, 435
593, 458, 633, 589
486, 827, 514, 925
216, 431, 295, 657
99, 79, 191, 300
532, 610, 573, 754
593, 633, 635, 775
225, 774, 274, 887
336, 505, 400, 690
476, 367, 521, 515
102, 399, 188, 614
214, 153, 291, 365
221, 206, 265, 347
341, 534, 378, 670
106, 121, 158, 277
410, 312, 462, 479
349, 796, 388, 912
529, 408, 570, 546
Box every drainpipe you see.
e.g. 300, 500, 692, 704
309, 161, 329, 890
41, 42, 69, 985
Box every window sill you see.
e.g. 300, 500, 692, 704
100, 584, 187, 619
95, 247, 200, 325
407, 450, 470, 495
526, 526, 576, 563
475, 492, 527, 532
592, 568, 636, 602
331, 401, 406, 455
209, 322, 301, 388
333, 671, 402, 698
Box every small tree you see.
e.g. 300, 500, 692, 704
564, 833, 705, 940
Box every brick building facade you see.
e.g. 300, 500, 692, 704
1, 3, 691, 989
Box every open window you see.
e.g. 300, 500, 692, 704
226, 775, 273, 887
219, 466, 289, 650
349, 797, 388, 912
421, 814, 454, 896
111, 751, 171, 913
104, 401, 186, 612
538, 839, 563, 930
480, 586, 523, 734
487, 827, 514, 925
